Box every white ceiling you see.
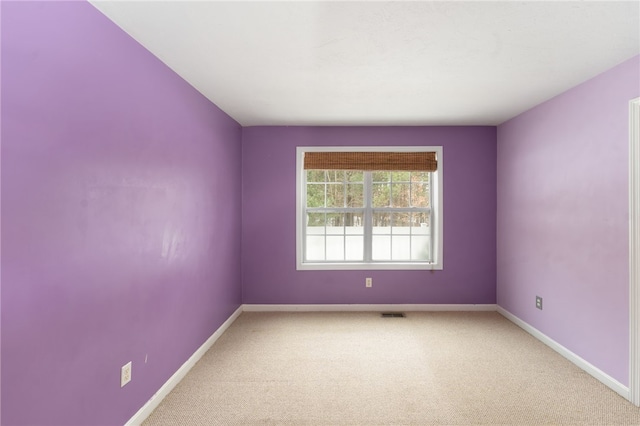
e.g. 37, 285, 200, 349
89, 1, 639, 127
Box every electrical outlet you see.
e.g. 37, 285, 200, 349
536, 296, 543, 310
366, 277, 372, 288
121, 361, 132, 387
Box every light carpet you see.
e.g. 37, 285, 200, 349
143, 311, 640, 425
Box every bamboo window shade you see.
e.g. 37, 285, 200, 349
304, 151, 437, 171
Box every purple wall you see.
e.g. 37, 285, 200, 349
242, 126, 497, 304
497, 55, 640, 386
1, 2, 242, 425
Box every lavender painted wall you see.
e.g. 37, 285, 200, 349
242, 126, 496, 304
497, 55, 640, 386
1, 2, 242, 425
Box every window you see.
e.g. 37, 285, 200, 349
296, 147, 443, 270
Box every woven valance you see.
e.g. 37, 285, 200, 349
304, 151, 437, 171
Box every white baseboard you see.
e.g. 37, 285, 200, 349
497, 306, 630, 400
125, 305, 244, 426
242, 303, 497, 312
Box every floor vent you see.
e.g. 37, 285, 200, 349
381, 312, 406, 318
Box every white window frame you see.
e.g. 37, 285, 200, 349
296, 146, 443, 271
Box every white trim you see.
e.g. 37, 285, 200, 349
296, 146, 444, 271
629, 97, 640, 406
296, 262, 442, 271
296, 147, 304, 270
242, 304, 497, 312
125, 306, 244, 426
497, 306, 629, 400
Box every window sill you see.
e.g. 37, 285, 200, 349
296, 262, 443, 271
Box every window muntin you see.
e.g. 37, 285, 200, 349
297, 146, 443, 271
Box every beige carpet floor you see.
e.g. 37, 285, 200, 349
143, 311, 640, 425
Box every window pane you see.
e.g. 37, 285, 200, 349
326, 213, 345, 234
325, 170, 344, 183
307, 213, 326, 229
307, 184, 325, 207
411, 172, 429, 183
345, 236, 363, 260
346, 171, 363, 182
411, 213, 430, 235
372, 236, 391, 260
345, 213, 364, 231
373, 212, 391, 234
306, 236, 325, 261
411, 236, 430, 261
325, 183, 344, 208
411, 183, 429, 207
391, 171, 410, 182
392, 213, 411, 234
392, 236, 411, 260
372, 171, 390, 182
391, 183, 410, 207
326, 236, 344, 260
372, 183, 390, 207
346, 184, 363, 207
306, 170, 326, 183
